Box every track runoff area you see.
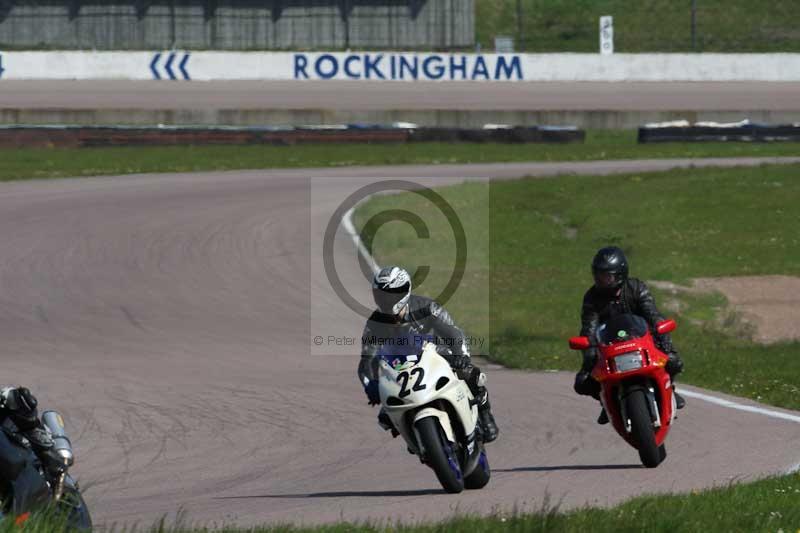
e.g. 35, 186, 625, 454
2, 159, 796, 527
3, 80, 799, 111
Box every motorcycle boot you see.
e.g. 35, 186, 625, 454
673, 388, 686, 410
665, 354, 686, 410
597, 407, 609, 425
477, 391, 499, 443
377, 408, 399, 438
460, 367, 499, 443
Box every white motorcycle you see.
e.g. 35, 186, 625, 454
377, 338, 491, 493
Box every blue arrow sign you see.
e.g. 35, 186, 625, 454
150, 52, 191, 81
164, 52, 176, 80
150, 52, 161, 80
179, 53, 191, 80
0, 54, 5, 79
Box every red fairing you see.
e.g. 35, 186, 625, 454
592, 326, 675, 449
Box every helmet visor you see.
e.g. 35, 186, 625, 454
594, 271, 621, 289
373, 284, 410, 314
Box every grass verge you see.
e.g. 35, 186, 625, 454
91, 473, 800, 531
476, 0, 800, 53
355, 163, 800, 410
1, 131, 800, 181
5, 474, 799, 531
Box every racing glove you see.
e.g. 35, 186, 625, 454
665, 353, 684, 376
445, 353, 471, 371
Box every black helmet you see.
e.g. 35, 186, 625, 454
372, 266, 412, 316
591, 246, 628, 292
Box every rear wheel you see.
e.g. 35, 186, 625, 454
658, 443, 667, 463
464, 449, 491, 490
626, 389, 662, 468
415, 417, 464, 493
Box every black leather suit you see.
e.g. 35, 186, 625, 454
359, 294, 480, 390
575, 278, 683, 397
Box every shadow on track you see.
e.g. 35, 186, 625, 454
495, 464, 642, 473
215, 489, 443, 500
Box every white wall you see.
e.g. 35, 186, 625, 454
2, 51, 800, 82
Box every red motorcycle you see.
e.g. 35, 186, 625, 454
569, 313, 678, 468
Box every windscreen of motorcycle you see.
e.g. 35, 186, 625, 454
596, 313, 649, 345
376, 332, 435, 372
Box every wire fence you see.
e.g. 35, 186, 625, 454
0, 0, 474, 51
476, 0, 800, 53
1, 1, 796, 52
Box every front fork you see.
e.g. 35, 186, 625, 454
618, 385, 661, 434
52, 471, 66, 501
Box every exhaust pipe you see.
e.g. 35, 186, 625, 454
41, 411, 74, 468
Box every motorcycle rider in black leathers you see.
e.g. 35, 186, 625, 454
574, 247, 686, 424
359, 266, 499, 443
0, 386, 60, 466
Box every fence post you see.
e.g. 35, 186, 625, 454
169, 0, 176, 49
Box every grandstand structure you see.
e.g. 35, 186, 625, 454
0, 0, 474, 50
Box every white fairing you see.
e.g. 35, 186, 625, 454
379, 342, 478, 454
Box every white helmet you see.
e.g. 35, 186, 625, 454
372, 266, 411, 316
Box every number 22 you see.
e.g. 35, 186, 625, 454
397, 368, 426, 398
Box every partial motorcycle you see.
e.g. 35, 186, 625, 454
377, 335, 490, 493
569, 313, 678, 468
0, 410, 91, 528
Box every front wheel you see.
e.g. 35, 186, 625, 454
415, 417, 464, 493
58, 479, 92, 530
464, 449, 491, 490
626, 389, 662, 468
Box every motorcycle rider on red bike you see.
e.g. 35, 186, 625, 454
574, 247, 686, 424
359, 266, 499, 442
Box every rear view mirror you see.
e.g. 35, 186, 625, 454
568, 336, 591, 350
656, 319, 677, 335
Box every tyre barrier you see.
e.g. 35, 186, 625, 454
408, 125, 584, 144
0, 124, 585, 148
638, 120, 800, 143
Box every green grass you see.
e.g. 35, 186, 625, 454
477, 0, 800, 52
355, 164, 800, 410
9, 474, 797, 531
7, 473, 800, 532
96, 473, 800, 531
0, 504, 88, 533
1, 131, 799, 181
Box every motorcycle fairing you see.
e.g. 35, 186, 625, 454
593, 317, 675, 449
379, 342, 478, 454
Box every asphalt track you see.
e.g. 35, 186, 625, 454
3, 158, 800, 528
2, 81, 800, 111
